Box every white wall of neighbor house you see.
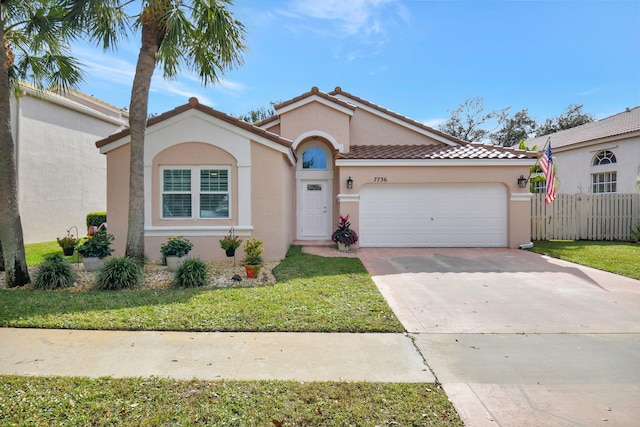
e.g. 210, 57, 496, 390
12, 92, 126, 243
554, 136, 640, 194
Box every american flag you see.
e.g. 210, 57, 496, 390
539, 142, 557, 204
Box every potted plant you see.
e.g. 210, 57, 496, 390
160, 236, 194, 271
76, 230, 115, 271
331, 214, 358, 252
56, 234, 77, 256
243, 237, 263, 278
219, 230, 242, 257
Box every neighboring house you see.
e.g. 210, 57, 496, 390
526, 106, 640, 194
11, 84, 128, 243
96, 86, 537, 262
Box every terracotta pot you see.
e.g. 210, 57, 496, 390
166, 255, 188, 272
245, 265, 261, 278
82, 257, 105, 272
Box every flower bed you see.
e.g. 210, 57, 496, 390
0, 261, 280, 290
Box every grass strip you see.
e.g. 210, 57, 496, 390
528, 240, 640, 280
0, 376, 463, 426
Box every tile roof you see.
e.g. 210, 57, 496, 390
526, 106, 640, 149
336, 143, 538, 160
96, 97, 293, 149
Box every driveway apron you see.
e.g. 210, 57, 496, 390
358, 247, 640, 427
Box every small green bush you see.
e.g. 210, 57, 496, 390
243, 238, 263, 265
95, 257, 143, 291
631, 222, 640, 242
173, 258, 210, 288
32, 254, 76, 290
86, 212, 107, 232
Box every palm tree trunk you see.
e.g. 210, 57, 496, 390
0, 9, 29, 287
125, 19, 161, 262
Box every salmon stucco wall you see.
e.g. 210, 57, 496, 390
279, 102, 351, 151
105, 137, 294, 262
250, 141, 294, 261
348, 108, 443, 146
105, 144, 131, 257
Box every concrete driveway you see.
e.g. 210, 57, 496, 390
358, 247, 640, 427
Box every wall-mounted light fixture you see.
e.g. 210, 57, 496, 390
346, 176, 353, 189
517, 175, 528, 188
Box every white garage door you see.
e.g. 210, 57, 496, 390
359, 183, 507, 247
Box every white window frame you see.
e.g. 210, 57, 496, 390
592, 150, 617, 166
160, 166, 231, 219
591, 171, 617, 194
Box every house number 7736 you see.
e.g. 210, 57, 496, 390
374, 177, 388, 182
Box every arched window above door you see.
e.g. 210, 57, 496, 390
302, 147, 327, 169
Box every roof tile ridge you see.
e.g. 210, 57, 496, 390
97, 97, 294, 149
273, 86, 356, 113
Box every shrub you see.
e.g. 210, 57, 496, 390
173, 258, 210, 288
160, 236, 194, 257
632, 222, 640, 242
331, 214, 358, 246
86, 212, 107, 231
243, 238, 263, 265
95, 257, 143, 291
32, 254, 76, 290
77, 230, 114, 259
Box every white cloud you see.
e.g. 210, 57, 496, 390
282, 0, 396, 40
73, 43, 246, 110
423, 118, 447, 129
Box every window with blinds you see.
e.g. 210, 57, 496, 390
162, 167, 230, 218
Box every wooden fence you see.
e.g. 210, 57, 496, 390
531, 193, 640, 241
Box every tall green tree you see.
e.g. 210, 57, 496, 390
0, 0, 83, 287
491, 109, 538, 147
70, 0, 246, 261
438, 97, 508, 142
535, 104, 594, 137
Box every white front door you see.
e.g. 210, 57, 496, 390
301, 181, 329, 238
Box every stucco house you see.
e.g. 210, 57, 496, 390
526, 106, 640, 194
96, 86, 537, 262
12, 85, 128, 243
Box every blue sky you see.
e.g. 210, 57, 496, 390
73, 0, 639, 129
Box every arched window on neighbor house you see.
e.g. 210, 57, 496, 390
591, 150, 617, 193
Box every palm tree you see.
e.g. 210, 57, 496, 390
70, 0, 245, 261
0, 1, 84, 287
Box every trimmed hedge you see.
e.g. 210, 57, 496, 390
86, 212, 107, 232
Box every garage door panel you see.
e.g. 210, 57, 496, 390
359, 184, 507, 247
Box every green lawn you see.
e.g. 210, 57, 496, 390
528, 240, 640, 280
0, 376, 462, 426
1, 245, 403, 332
0, 245, 463, 426
25, 240, 81, 266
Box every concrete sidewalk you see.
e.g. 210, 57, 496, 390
0, 328, 435, 383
